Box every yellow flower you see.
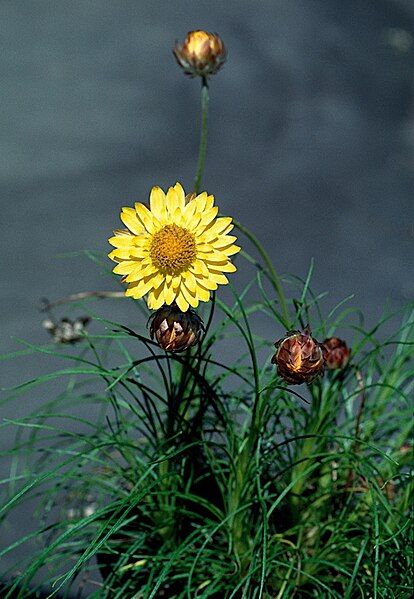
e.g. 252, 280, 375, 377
108, 183, 240, 312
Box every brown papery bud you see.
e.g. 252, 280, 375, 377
272, 327, 325, 385
173, 30, 226, 78
323, 337, 351, 370
149, 304, 204, 352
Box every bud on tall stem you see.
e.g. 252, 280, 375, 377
173, 30, 226, 78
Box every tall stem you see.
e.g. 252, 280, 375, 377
194, 77, 209, 194
235, 220, 291, 330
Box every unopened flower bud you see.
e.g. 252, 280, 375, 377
173, 30, 226, 78
272, 327, 325, 385
149, 304, 204, 352
323, 337, 351, 370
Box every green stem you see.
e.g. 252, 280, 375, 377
235, 220, 291, 330
175, 77, 210, 411
194, 77, 209, 194
290, 380, 330, 518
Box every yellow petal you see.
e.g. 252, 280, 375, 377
221, 244, 241, 256
132, 236, 151, 248
124, 256, 151, 270
164, 284, 176, 305
125, 264, 158, 283
204, 271, 229, 285
196, 243, 215, 252
171, 206, 186, 227
198, 250, 229, 262
186, 212, 202, 231
211, 235, 238, 248
108, 248, 132, 261
120, 209, 145, 235
207, 260, 237, 273
181, 270, 197, 292
183, 199, 197, 225
166, 187, 180, 216
113, 228, 132, 237
128, 246, 150, 259
149, 186, 167, 221
173, 182, 186, 210
196, 217, 233, 240
113, 261, 136, 275
194, 284, 210, 303
205, 194, 215, 210
181, 284, 199, 308
150, 272, 164, 289
190, 259, 209, 277
194, 276, 218, 291
175, 292, 189, 312
108, 234, 134, 248
125, 277, 154, 299
147, 286, 165, 310
195, 206, 219, 231
171, 274, 182, 290
193, 192, 208, 213
135, 203, 157, 234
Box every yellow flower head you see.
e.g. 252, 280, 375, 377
108, 183, 240, 312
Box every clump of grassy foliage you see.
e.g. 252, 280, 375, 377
1, 30, 413, 599
1, 271, 412, 598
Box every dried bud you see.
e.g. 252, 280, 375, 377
42, 316, 90, 344
323, 337, 351, 370
149, 304, 204, 352
272, 327, 325, 385
399, 443, 411, 456
173, 30, 226, 78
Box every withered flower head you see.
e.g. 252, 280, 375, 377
323, 337, 351, 370
149, 304, 204, 352
173, 30, 226, 77
42, 317, 90, 344
272, 327, 325, 385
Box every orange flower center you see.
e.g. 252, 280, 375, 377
150, 224, 196, 274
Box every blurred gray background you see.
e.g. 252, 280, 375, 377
1, 0, 413, 587
1, 0, 413, 356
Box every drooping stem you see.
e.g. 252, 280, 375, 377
40, 291, 125, 311
235, 220, 291, 330
194, 77, 209, 194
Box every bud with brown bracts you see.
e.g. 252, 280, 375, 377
149, 304, 204, 352
173, 30, 226, 78
272, 327, 325, 385
323, 337, 351, 370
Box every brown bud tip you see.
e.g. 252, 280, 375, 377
322, 337, 351, 370
272, 328, 325, 385
148, 304, 204, 353
173, 30, 226, 78
399, 443, 412, 455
